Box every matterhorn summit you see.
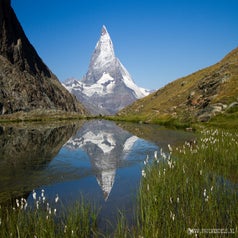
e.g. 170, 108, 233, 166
63, 25, 149, 115
86, 25, 115, 76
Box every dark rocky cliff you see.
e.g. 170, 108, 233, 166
0, 0, 86, 114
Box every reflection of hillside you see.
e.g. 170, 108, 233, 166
64, 120, 138, 200
116, 122, 195, 149
0, 122, 82, 203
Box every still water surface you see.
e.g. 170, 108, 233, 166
0, 120, 194, 228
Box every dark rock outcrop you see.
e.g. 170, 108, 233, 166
0, 0, 86, 114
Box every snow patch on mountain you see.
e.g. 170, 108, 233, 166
66, 130, 116, 154
123, 136, 139, 152
82, 73, 116, 97
91, 26, 115, 69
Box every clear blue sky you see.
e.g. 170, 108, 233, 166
12, 0, 238, 90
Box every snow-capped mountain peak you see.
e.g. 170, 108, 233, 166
63, 25, 150, 115
85, 25, 115, 81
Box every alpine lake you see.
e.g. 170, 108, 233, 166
0, 119, 194, 232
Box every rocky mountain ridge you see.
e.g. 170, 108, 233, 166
119, 47, 238, 122
0, 0, 86, 115
63, 25, 149, 115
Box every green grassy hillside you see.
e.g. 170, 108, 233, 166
118, 47, 238, 125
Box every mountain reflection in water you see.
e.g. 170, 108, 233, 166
0, 119, 194, 229
63, 120, 155, 201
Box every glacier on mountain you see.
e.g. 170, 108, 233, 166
63, 25, 150, 115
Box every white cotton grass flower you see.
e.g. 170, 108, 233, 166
15, 198, 28, 210
40, 189, 46, 203
203, 189, 209, 202
145, 154, 149, 163
16, 199, 20, 208
24, 201, 28, 210
55, 194, 59, 203
168, 144, 173, 152
143, 154, 150, 165
183, 165, 186, 174
142, 169, 146, 178
32, 190, 37, 200
48, 208, 52, 215
36, 201, 39, 210
187, 228, 194, 235
161, 152, 167, 160
169, 197, 173, 204
170, 211, 175, 221
154, 151, 158, 159
20, 200, 24, 210
54, 208, 57, 215
160, 148, 167, 160
168, 160, 173, 169
147, 184, 150, 191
